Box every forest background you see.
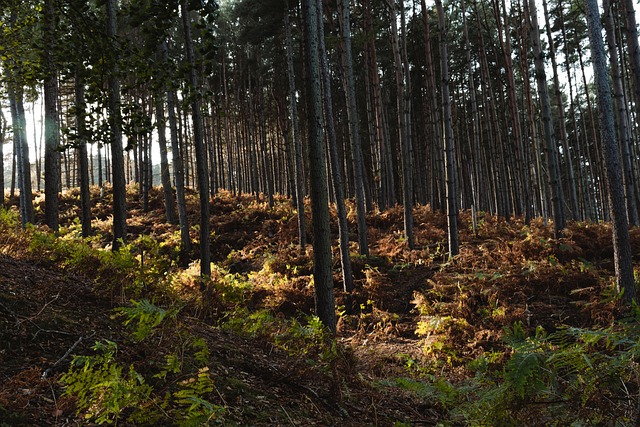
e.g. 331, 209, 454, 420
3, 0, 640, 425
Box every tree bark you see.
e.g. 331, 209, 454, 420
285, 6, 307, 251
527, 0, 566, 237
43, 0, 60, 231
337, 0, 369, 257
585, 0, 636, 304
75, 69, 92, 238
435, 0, 459, 257
319, 0, 354, 293
603, 0, 639, 227
106, 0, 127, 250
388, 0, 414, 249
154, 75, 178, 225
303, 0, 336, 333
181, 1, 211, 282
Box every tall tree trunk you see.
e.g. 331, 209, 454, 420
364, 0, 393, 209
9, 88, 34, 227
603, 0, 639, 226
155, 87, 177, 224
106, 0, 127, 250
181, 1, 211, 283
388, 0, 414, 249
75, 69, 92, 238
435, 0, 459, 257
542, 0, 579, 222
168, 87, 191, 256
43, 0, 59, 231
421, 0, 444, 213
303, 0, 336, 333
319, 0, 354, 293
462, 0, 480, 234
527, 0, 566, 237
585, 0, 636, 304
337, 0, 369, 256
285, 7, 307, 251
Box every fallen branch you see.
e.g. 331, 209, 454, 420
41, 331, 96, 380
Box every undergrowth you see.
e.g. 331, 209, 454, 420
2, 188, 640, 426
61, 300, 224, 425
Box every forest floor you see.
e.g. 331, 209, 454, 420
0, 186, 638, 426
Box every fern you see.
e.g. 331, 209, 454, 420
503, 350, 545, 399
61, 340, 153, 425
114, 299, 180, 341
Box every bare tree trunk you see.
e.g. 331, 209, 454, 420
585, 0, 636, 304
435, 0, 459, 257
603, 0, 639, 227
337, 0, 369, 256
388, 0, 414, 249
285, 6, 307, 250
527, 0, 566, 237
181, 1, 211, 283
106, 0, 127, 249
75, 69, 92, 238
303, 0, 336, 333
44, 0, 60, 231
319, 0, 354, 293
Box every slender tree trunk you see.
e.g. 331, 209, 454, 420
319, 0, 354, 293
622, 0, 640, 139
388, 0, 414, 249
285, 7, 307, 250
462, 1, 480, 234
435, 0, 459, 257
527, 0, 566, 237
337, 0, 369, 256
603, 0, 639, 226
167, 87, 191, 255
304, 0, 336, 333
181, 1, 211, 283
155, 89, 177, 224
75, 69, 92, 238
541, 0, 578, 222
585, 0, 636, 303
106, 0, 127, 249
44, 0, 60, 231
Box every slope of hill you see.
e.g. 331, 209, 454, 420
1, 186, 638, 426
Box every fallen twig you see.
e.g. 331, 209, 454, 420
41, 331, 96, 380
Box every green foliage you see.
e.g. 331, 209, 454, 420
62, 302, 224, 425
114, 299, 181, 341
61, 340, 153, 425
223, 308, 335, 361
0, 208, 20, 229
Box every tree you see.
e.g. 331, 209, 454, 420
527, 0, 566, 237
43, 0, 60, 231
435, 0, 459, 257
303, 0, 336, 333
337, 0, 368, 257
106, 0, 127, 250
75, 67, 92, 238
602, 0, 639, 227
585, 0, 636, 303
181, 0, 211, 284
388, 0, 414, 250
284, 5, 307, 251
318, 0, 354, 293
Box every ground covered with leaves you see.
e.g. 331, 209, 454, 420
1, 186, 640, 426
